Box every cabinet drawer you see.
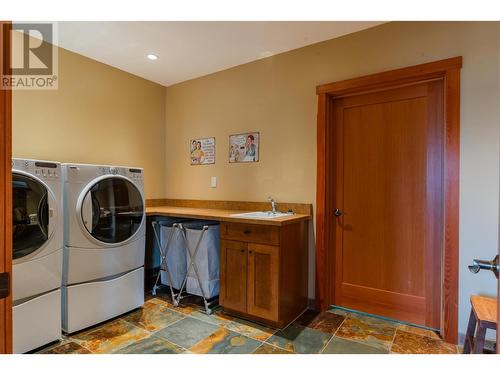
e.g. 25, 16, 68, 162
220, 222, 280, 245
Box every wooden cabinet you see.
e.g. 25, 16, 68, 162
219, 220, 308, 328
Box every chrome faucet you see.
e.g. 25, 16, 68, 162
268, 196, 278, 214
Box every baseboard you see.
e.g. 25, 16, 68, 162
307, 298, 316, 310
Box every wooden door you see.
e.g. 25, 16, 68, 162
0, 20, 12, 354
247, 243, 279, 321
220, 240, 247, 313
332, 80, 444, 329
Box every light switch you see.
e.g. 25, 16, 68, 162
210, 176, 217, 188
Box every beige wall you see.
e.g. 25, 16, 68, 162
12, 39, 167, 199
11, 21, 500, 339
165, 22, 500, 337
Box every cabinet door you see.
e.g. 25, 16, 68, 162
247, 243, 279, 321
220, 240, 248, 313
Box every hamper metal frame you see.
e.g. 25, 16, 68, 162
151, 221, 182, 304
175, 223, 219, 314
151, 220, 219, 314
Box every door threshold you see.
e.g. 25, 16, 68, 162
330, 305, 440, 333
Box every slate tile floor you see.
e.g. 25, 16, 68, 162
37, 293, 459, 354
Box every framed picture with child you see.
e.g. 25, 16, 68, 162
228, 132, 259, 163
190, 137, 215, 165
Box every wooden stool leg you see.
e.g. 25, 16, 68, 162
463, 309, 477, 354
473, 322, 487, 354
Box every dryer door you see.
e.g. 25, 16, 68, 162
81, 177, 144, 244
12, 173, 50, 260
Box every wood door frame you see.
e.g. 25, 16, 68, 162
0, 20, 13, 354
497, 136, 500, 354
315, 56, 462, 344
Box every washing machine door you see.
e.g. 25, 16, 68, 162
12, 173, 51, 260
80, 176, 144, 244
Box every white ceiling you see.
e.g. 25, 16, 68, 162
56, 21, 384, 87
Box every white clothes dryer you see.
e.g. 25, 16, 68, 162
62, 163, 145, 333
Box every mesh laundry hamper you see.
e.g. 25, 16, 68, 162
183, 221, 220, 299
158, 219, 188, 290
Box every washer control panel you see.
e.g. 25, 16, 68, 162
12, 159, 60, 179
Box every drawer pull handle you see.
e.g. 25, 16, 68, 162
243, 229, 252, 235
240, 249, 245, 253
249, 251, 253, 254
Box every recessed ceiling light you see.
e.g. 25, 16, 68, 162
147, 54, 158, 61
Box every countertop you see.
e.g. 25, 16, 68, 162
146, 205, 310, 226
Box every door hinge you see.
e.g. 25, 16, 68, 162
0, 272, 9, 299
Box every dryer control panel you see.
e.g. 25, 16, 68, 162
128, 168, 143, 181
96, 166, 143, 181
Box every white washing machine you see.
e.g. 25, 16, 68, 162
62, 163, 145, 333
12, 158, 63, 353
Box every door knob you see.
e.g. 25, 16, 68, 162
468, 255, 499, 279
334, 208, 343, 217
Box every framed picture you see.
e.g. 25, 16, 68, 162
190, 137, 215, 165
229, 132, 259, 163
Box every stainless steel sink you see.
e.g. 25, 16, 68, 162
229, 211, 293, 219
